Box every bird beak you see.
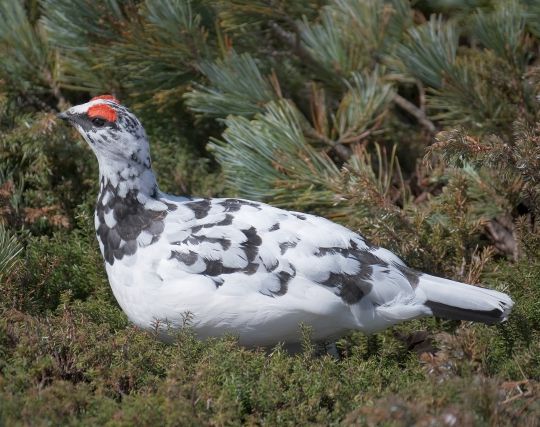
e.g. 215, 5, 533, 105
57, 111, 70, 121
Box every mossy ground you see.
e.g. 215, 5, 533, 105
1, 257, 539, 426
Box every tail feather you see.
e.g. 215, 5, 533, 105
417, 274, 514, 325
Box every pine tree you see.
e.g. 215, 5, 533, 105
1, 1, 540, 423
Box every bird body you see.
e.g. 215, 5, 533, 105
59, 96, 514, 347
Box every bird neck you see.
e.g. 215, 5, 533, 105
97, 154, 159, 200
94, 163, 171, 267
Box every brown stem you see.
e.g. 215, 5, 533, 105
339, 129, 372, 144
304, 127, 351, 161
393, 93, 436, 134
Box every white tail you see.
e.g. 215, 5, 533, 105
417, 274, 514, 324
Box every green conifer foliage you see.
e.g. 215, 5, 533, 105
185, 52, 278, 117
1, 0, 539, 424
0, 225, 22, 282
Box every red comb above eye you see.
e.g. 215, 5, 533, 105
90, 94, 120, 104
88, 104, 117, 122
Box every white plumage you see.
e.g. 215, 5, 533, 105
58, 96, 514, 347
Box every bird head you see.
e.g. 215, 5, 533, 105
58, 96, 155, 190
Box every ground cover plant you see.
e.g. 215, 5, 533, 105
1, 0, 539, 425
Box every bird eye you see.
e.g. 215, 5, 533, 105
91, 117, 106, 127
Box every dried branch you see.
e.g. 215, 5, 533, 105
393, 93, 436, 134
304, 127, 351, 161
269, 21, 318, 68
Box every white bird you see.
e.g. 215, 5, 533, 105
58, 96, 514, 347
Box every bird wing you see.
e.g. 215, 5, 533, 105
158, 197, 419, 306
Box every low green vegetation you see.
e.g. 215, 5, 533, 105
1, 0, 539, 425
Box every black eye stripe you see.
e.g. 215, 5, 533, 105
91, 117, 106, 127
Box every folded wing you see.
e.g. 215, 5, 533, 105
159, 197, 420, 308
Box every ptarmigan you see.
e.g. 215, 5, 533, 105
58, 95, 514, 347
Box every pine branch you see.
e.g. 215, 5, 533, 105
335, 70, 394, 142
270, 21, 351, 159
184, 51, 276, 117
267, 21, 366, 159
395, 15, 458, 89
0, 224, 22, 282
209, 100, 344, 204
525, 0, 540, 38
270, 21, 433, 138
0, 0, 62, 104
472, 0, 526, 70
